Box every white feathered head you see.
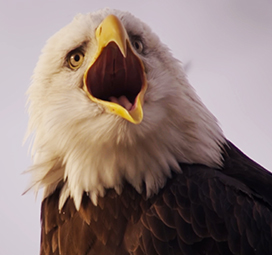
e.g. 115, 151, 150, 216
26, 8, 224, 209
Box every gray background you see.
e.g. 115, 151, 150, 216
1, 0, 272, 254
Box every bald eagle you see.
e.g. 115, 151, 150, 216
26, 9, 272, 255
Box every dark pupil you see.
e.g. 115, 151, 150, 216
74, 54, 80, 62
134, 41, 139, 49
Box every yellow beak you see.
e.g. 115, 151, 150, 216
83, 15, 147, 124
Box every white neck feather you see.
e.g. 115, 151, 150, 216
26, 10, 225, 210
27, 78, 225, 210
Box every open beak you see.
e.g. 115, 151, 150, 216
83, 15, 147, 124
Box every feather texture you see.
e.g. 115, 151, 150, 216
40, 142, 272, 255
25, 8, 272, 255
26, 9, 224, 208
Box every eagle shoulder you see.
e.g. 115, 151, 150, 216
41, 145, 272, 255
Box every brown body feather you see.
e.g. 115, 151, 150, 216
40, 141, 272, 255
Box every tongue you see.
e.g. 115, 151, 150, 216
109, 96, 133, 111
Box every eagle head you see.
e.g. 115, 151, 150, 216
26, 8, 224, 209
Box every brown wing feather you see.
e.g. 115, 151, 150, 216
40, 142, 272, 255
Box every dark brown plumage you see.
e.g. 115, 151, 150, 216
40, 141, 272, 255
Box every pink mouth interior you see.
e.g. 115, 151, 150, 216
109, 96, 133, 111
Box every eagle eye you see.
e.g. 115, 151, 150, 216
132, 39, 144, 54
68, 50, 84, 69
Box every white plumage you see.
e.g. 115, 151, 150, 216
26, 8, 224, 210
